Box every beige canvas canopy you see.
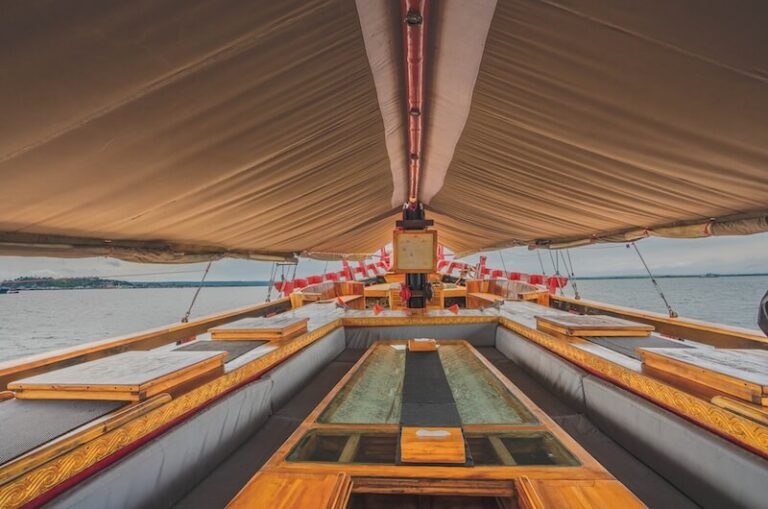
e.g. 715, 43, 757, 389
1, 0, 766, 262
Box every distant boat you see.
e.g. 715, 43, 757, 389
0, 287, 18, 294
704, 273, 720, 278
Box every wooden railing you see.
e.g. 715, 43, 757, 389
550, 295, 767, 349
0, 298, 291, 390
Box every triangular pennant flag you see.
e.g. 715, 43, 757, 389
448, 303, 460, 314
373, 303, 384, 315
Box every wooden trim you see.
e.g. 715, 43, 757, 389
0, 298, 291, 390
341, 315, 498, 327
274, 461, 610, 481
711, 396, 768, 426
550, 295, 768, 348
0, 394, 171, 485
352, 477, 515, 497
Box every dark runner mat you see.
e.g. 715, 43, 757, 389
400, 350, 461, 427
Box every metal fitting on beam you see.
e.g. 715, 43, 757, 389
405, 9, 423, 26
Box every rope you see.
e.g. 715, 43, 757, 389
631, 242, 678, 318
562, 250, 581, 300
547, 250, 564, 295
497, 250, 508, 276
265, 262, 277, 302
536, 250, 547, 277
180, 260, 213, 323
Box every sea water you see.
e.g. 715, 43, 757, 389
0, 276, 766, 362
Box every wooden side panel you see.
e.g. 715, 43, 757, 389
227, 472, 351, 509
516, 477, 646, 509
400, 427, 466, 464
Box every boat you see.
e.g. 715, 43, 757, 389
1, 1, 767, 508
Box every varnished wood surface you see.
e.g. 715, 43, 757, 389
227, 472, 351, 509
572, 343, 642, 371
640, 348, 768, 405
516, 477, 646, 509
442, 286, 466, 298
536, 314, 653, 337
551, 295, 768, 349
467, 292, 504, 309
363, 283, 391, 298
407, 339, 437, 352
400, 427, 466, 464
211, 316, 309, 340
711, 396, 768, 426
10, 351, 225, 401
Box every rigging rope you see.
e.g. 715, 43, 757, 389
547, 249, 564, 295
180, 260, 213, 323
536, 250, 547, 277
561, 249, 581, 300
265, 262, 277, 302
497, 250, 508, 276
630, 242, 678, 318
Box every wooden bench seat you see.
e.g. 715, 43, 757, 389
467, 292, 504, 309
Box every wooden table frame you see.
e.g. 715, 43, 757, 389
254, 340, 618, 495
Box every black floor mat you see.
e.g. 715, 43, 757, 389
401, 350, 461, 427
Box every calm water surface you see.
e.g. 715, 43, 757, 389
1, 277, 766, 362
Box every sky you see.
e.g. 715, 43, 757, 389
1, 233, 767, 282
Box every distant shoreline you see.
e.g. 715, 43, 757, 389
3, 273, 767, 290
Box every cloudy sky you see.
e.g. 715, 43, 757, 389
2, 233, 767, 282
